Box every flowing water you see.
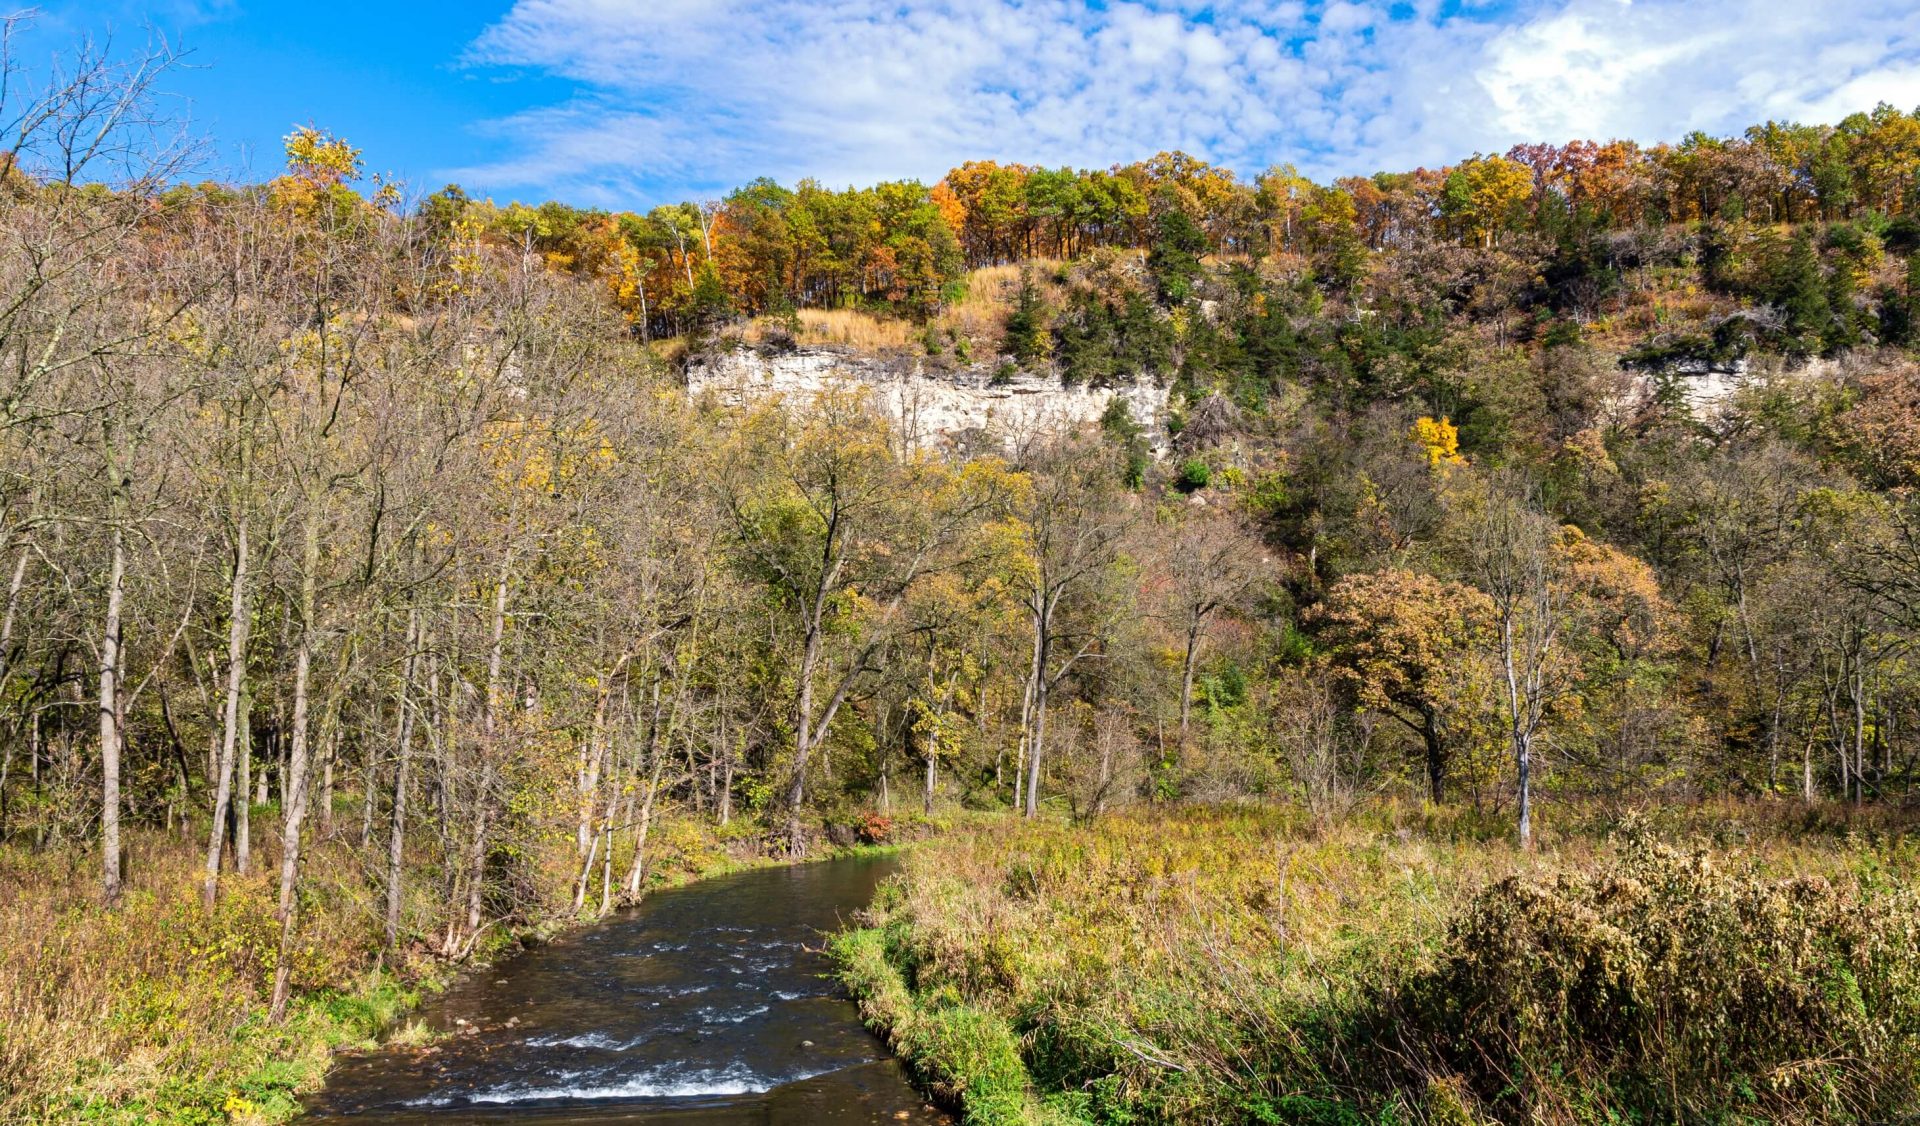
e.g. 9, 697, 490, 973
306, 855, 947, 1124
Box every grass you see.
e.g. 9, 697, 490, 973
793, 308, 920, 351
737, 308, 922, 352
0, 806, 925, 1125
835, 801, 1920, 1124
699, 258, 1090, 366
930, 260, 1074, 359
0, 833, 440, 1125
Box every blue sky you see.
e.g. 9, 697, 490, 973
24, 0, 1920, 212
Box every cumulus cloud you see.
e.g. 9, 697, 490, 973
450, 0, 1920, 206
1476, 1, 1920, 145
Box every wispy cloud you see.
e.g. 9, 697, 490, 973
450, 0, 1920, 207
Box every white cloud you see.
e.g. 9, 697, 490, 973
451, 0, 1920, 206
1476, 0, 1920, 146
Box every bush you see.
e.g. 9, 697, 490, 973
1395, 827, 1920, 1122
1176, 458, 1211, 491
833, 927, 1042, 1124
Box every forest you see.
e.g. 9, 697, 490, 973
2, 23, 1920, 1126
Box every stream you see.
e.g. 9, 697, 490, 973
305, 854, 947, 1124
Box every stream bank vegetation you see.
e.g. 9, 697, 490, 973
838, 805, 1919, 1124
6, 16, 1920, 1124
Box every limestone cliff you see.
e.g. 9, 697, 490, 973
685, 346, 1173, 456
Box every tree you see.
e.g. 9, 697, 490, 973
1456, 476, 1570, 848
1317, 570, 1495, 802
1441, 155, 1531, 248
1773, 228, 1830, 352
1014, 438, 1132, 817
1156, 512, 1265, 739
1146, 193, 1208, 303
719, 390, 1016, 850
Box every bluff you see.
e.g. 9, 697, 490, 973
685, 346, 1172, 457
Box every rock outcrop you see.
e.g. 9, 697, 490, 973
686, 346, 1172, 456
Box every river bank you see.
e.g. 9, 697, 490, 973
834, 802, 1920, 1125
0, 815, 924, 1125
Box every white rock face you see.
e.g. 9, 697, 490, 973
1634, 358, 1751, 412
686, 347, 1172, 457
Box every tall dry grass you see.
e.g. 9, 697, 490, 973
793, 308, 918, 351
932, 261, 1069, 355
0, 832, 407, 1124
734, 307, 919, 352
838, 801, 1920, 1124
718, 259, 1086, 364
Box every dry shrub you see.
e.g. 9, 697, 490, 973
1400, 824, 1920, 1122
0, 834, 390, 1123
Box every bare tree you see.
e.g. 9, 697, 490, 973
1460, 475, 1566, 849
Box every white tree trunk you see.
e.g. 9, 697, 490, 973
203, 520, 250, 909
99, 524, 126, 901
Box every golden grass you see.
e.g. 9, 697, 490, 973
931, 260, 1072, 357
0, 833, 403, 1124
690, 257, 1095, 363
795, 308, 918, 350
842, 799, 1920, 1124
732, 308, 920, 352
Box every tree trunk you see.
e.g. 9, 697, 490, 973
270, 508, 322, 1022
462, 564, 511, 946
1853, 664, 1868, 806
1516, 729, 1533, 849
235, 683, 253, 874
100, 523, 126, 902
1022, 599, 1050, 819
718, 715, 734, 826
1024, 677, 1050, 819
1178, 622, 1200, 739
0, 543, 32, 836
622, 681, 665, 900
787, 612, 824, 855
1803, 725, 1816, 804
1422, 712, 1447, 804
573, 667, 622, 908
203, 520, 250, 909
319, 721, 337, 837
623, 725, 669, 901
384, 608, 422, 951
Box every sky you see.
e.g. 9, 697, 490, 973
23, 0, 1920, 212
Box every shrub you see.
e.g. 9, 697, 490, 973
1395, 828, 1920, 1122
857, 812, 896, 845
833, 927, 1040, 1124
1176, 458, 1211, 491
840, 807, 1920, 1125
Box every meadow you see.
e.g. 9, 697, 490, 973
837, 802, 1920, 1125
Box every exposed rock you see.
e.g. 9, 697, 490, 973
686, 345, 1172, 457
1636, 357, 1751, 411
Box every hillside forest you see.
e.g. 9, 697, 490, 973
4, 25, 1920, 1126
